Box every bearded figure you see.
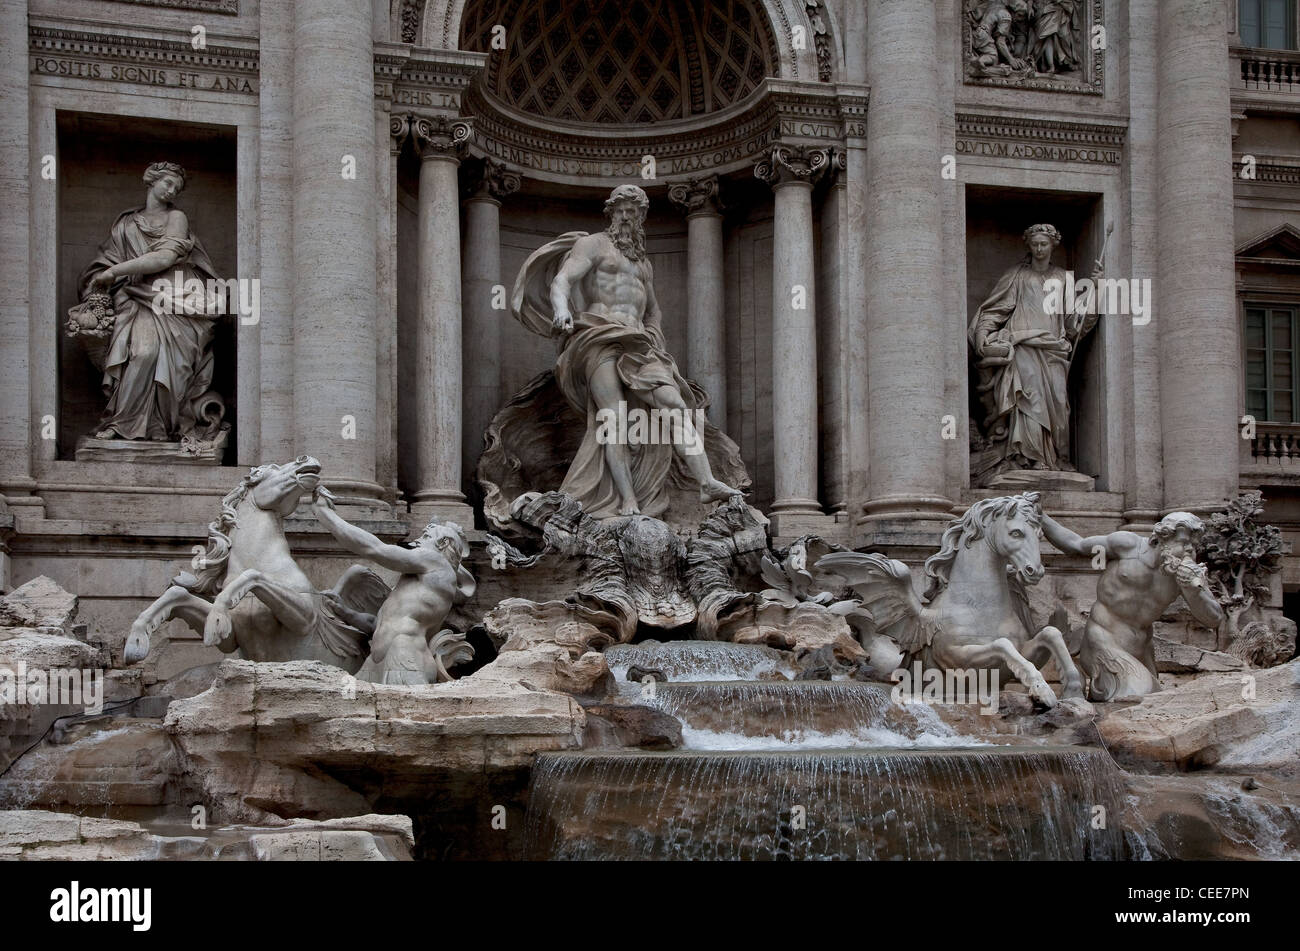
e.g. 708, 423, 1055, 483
505, 184, 744, 520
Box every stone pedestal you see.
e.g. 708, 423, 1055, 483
75, 433, 229, 465
984, 469, 1096, 493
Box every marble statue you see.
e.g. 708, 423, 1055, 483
965, 0, 1083, 80
1041, 511, 1225, 701
816, 492, 1084, 709
310, 488, 476, 684
508, 184, 741, 519
969, 223, 1103, 483
124, 456, 390, 672
67, 161, 229, 462
968, 0, 1032, 74
1030, 0, 1082, 75
485, 491, 695, 644
482, 492, 863, 665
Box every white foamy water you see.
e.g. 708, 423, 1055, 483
605, 640, 797, 683
679, 724, 989, 751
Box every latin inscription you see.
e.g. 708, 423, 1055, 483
31, 56, 255, 94
956, 136, 1120, 166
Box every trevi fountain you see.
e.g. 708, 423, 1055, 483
0, 0, 1297, 877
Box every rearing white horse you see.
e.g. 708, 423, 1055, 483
124, 455, 389, 671
816, 492, 1082, 708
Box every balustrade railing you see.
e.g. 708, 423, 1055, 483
1236, 48, 1300, 91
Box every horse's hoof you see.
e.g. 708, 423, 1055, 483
1029, 682, 1058, 710
123, 629, 149, 664
204, 609, 231, 646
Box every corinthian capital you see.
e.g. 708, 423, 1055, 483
411, 115, 472, 161
753, 143, 832, 189
465, 157, 522, 202
668, 176, 723, 217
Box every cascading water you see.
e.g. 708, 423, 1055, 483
526, 641, 1126, 860
604, 641, 797, 682
642, 681, 979, 750
525, 747, 1125, 860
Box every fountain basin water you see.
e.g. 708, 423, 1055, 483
604, 641, 797, 682
632, 680, 987, 750
525, 746, 1126, 860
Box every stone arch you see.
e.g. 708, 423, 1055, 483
413, 0, 834, 83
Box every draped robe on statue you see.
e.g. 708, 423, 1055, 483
511, 232, 703, 519
969, 261, 1085, 472
80, 209, 223, 441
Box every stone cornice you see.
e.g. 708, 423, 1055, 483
29, 24, 257, 94
955, 110, 1126, 166
460, 78, 860, 186
374, 46, 488, 114
106, 0, 238, 12
1234, 155, 1300, 186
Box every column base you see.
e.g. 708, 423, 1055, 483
409, 493, 475, 533
767, 499, 841, 544
854, 494, 956, 549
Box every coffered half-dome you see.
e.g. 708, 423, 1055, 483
459, 0, 779, 124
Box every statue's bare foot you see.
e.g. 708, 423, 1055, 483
699, 478, 742, 504
95, 427, 119, 440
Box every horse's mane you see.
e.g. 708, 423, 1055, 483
176, 465, 267, 596
923, 492, 1042, 603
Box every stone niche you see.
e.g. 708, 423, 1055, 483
56, 112, 239, 462
964, 185, 1108, 487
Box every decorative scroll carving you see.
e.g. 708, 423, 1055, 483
667, 175, 723, 216
753, 143, 831, 188
411, 115, 472, 160
464, 157, 522, 202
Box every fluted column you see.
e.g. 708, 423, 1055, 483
756, 145, 828, 526
1156, 0, 1238, 513
292, 0, 380, 503
861, 0, 952, 531
668, 176, 727, 427
411, 115, 473, 523
462, 158, 520, 494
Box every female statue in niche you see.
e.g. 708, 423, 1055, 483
72, 161, 226, 450
968, 223, 1102, 482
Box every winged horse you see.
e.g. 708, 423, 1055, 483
815, 492, 1083, 709
123, 455, 390, 672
